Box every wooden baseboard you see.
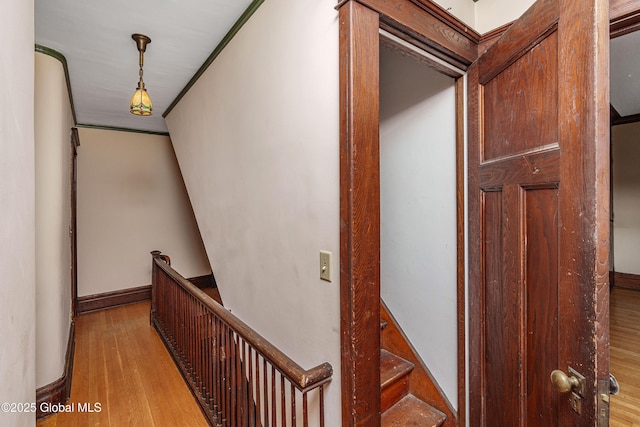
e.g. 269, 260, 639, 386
77, 274, 216, 314
36, 321, 75, 419
77, 285, 151, 314
612, 271, 640, 290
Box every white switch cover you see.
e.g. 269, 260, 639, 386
320, 250, 332, 282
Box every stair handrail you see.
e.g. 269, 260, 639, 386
151, 251, 333, 393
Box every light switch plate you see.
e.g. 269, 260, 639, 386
320, 250, 331, 282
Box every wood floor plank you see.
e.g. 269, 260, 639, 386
610, 287, 640, 426
37, 302, 208, 427
35, 288, 640, 425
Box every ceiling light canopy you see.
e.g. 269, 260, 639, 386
130, 33, 152, 116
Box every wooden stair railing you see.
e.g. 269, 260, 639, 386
150, 251, 333, 427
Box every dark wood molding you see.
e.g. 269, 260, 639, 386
36, 321, 76, 419
74, 124, 169, 137
339, 1, 469, 425
354, 0, 478, 70
612, 112, 640, 126
455, 76, 466, 427
34, 44, 77, 126
466, 53, 483, 427
381, 302, 457, 426
77, 274, 215, 314
339, 2, 382, 426
77, 285, 152, 314
478, 22, 512, 54
612, 271, 640, 290
611, 0, 640, 37
611, 104, 622, 123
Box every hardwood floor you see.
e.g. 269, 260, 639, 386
35, 287, 638, 426
610, 287, 640, 426
37, 301, 208, 427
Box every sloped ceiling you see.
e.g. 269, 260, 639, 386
611, 30, 640, 118
35, 0, 254, 133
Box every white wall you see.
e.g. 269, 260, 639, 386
432, 0, 536, 35
612, 122, 640, 275
77, 128, 210, 297
165, 0, 341, 424
34, 52, 74, 388
432, 0, 476, 29
474, 0, 535, 34
379, 46, 459, 408
0, 0, 36, 425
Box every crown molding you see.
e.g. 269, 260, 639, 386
35, 44, 78, 126
163, 0, 265, 118
75, 123, 170, 136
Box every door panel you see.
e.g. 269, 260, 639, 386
468, 0, 610, 425
483, 32, 558, 160
525, 187, 559, 425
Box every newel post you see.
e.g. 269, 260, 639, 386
150, 250, 170, 325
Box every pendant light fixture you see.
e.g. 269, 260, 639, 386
130, 33, 152, 116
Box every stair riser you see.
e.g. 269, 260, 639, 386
381, 375, 410, 412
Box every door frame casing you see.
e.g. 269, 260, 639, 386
70, 128, 79, 318
338, 1, 474, 425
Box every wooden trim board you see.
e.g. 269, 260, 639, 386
77, 274, 216, 314
612, 272, 640, 290
36, 321, 76, 419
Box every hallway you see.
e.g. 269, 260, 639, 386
37, 302, 207, 427
36, 287, 640, 426
610, 287, 640, 426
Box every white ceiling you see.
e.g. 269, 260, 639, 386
611, 30, 640, 118
35, 0, 253, 133
35, 1, 639, 135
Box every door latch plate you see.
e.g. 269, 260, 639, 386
568, 366, 586, 396
570, 392, 582, 414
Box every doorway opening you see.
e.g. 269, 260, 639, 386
379, 38, 460, 417
609, 27, 640, 423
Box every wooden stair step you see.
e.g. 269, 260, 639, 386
380, 349, 414, 412
382, 394, 447, 427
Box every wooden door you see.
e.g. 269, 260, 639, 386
468, 0, 610, 425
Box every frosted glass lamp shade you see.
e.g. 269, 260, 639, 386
130, 87, 152, 116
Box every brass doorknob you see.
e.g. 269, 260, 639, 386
550, 369, 580, 393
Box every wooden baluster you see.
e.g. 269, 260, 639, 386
319, 385, 325, 427
207, 313, 216, 415
179, 286, 182, 355
271, 366, 277, 427
230, 330, 237, 427
191, 295, 196, 381
194, 298, 200, 391
302, 392, 308, 427
213, 318, 222, 426
202, 306, 211, 404
240, 340, 248, 426
281, 374, 286, 427
203, 307, 209, 411
247, 344, 254, 427
196, 300, 201, 393
149, 254, 332, 426
263, 358, 269, 427
254, 351, 261, 427
224, 323, 230, 427
291, 383, 296, 427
